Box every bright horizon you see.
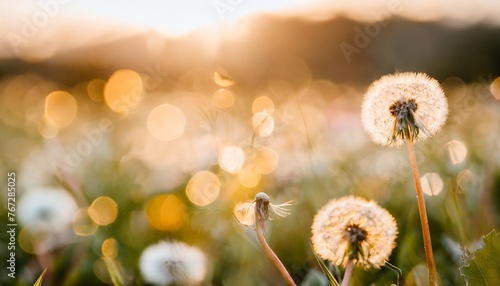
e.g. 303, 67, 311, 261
1, 0, 500, 60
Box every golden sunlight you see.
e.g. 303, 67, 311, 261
147, 104, 186, 141
186, 171, 221, 206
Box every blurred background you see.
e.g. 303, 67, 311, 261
0, 0, 499, 285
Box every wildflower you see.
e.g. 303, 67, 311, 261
234, 192, 296, 286
361, 72, 448, 147
311, 196, 397, 269
139, 241, 207, 286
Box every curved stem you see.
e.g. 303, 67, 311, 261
341, 260, 354, 286
255, 204, 296, 286
407, 141, 437, 285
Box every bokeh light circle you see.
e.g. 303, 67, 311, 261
44, 90, 77, 128
147, 104, 186, 141
104, 69, 143, 115
212, 89, 235, 109
490, 76, 500, 100
38, 116, 59, 138
252, 111, 274, 137
420, 173, 443, 196
213, 69, 235, 87
18, 227, 37, 254
88, 196, 118, 226
146, 194, 185, 231
238, 164, 261, 188
219, 146, 245, 174
252, 96, 275, 114
94, 258, 123, 284
446, 140, 467, 164
102, 238, 118, 258
87, 79, 106, 102
254, 146, 279, 174
186, 171, 221, 206
73, 207, 98, 236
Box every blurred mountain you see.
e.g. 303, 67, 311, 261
1, 14, 500, 87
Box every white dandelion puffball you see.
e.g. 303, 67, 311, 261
311, 196, 397, 269
18, 187, 78, 232
139, 241, 207, 286
361, 72, 448, 147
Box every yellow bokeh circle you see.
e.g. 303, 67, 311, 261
44, 90, 78, 128
104, 69, 143, 115
146, 194, 185, 231
186, 171, 221, 206
252, 96, 274, 114
212, 89, 235, 109
88, 196, 118, 226
73, 207, 98, 236
102, 238, 118, 258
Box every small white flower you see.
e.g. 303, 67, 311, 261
18, 186, 78, 232
139, 241, 207, 286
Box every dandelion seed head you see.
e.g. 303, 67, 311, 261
18, 187, 78, 232
233, 201, 255, 226
311, 196, 397, 269
345, 224, 367, 244
139, 241, 207, 286
270, 201, 293, 218
233, 193, 292, 227
255, 192, 270, 203
361, 72, 448, 147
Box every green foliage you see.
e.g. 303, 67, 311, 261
0, 63, 498, 286
384, 262, 403, 286
311, 244, 340, 286
460, 230, 500, 286
33, 269, 46, 286
103, 258, 124, 286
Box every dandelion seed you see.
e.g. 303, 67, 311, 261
311, 196, 397, 269
139, 241, 207, 286
233, 201, 256, 227
233, 192, 292, 228
361, 72, 448, 147
235, 192, 296, 285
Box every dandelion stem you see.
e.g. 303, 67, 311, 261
406, 140, 437, 285
250, 131, 256, 149
254, 203, 296, 286
341, 260, 354, 286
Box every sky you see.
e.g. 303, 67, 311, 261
1, 0, 500, 61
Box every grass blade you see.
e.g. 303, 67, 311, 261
33, 268, 47, 286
